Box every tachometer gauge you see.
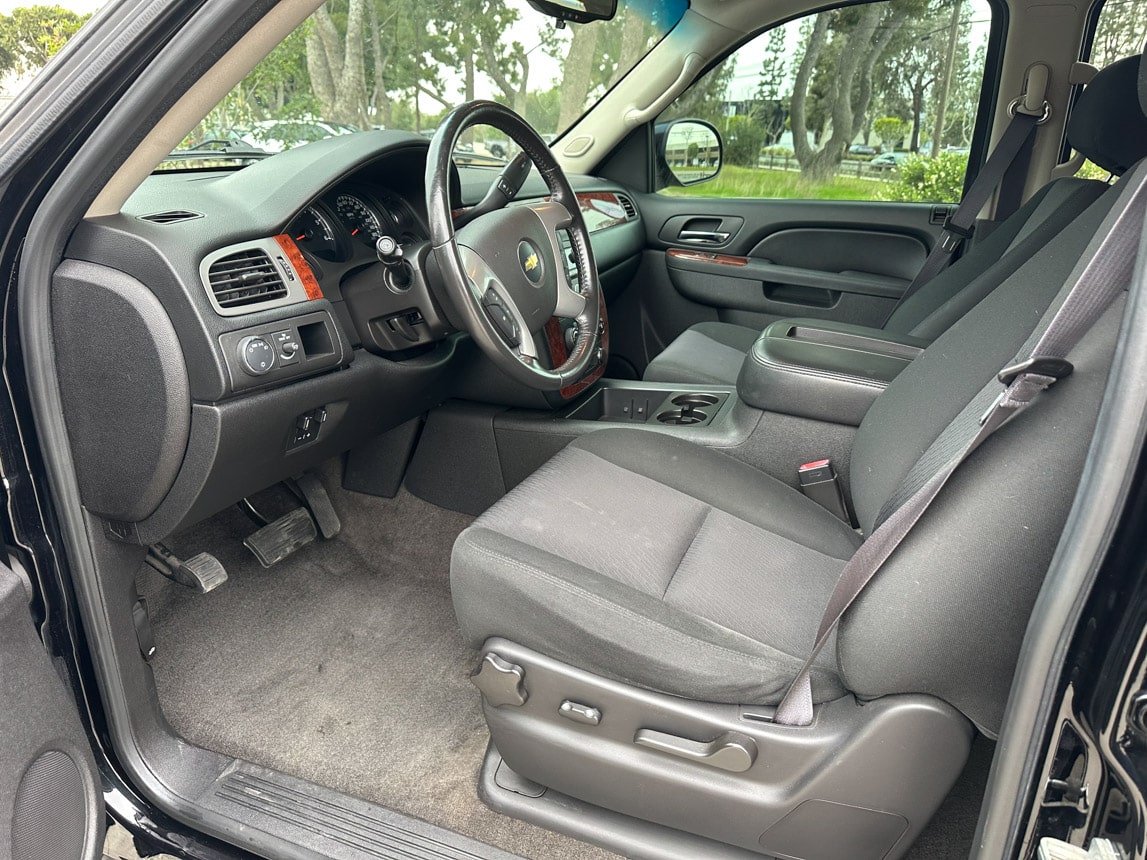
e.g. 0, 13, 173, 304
290, 206, 340, 261
335, 193, 382, 246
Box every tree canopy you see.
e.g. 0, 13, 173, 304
0, 5, 90, 78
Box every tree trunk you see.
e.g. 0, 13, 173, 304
812, 3, 883, 177
790, 12, 830, 168
305, 4, 342, 119
930, 0, 962, 156
332, 0, 369, 128
557, 26, 599, 130
608, 9, 648, 88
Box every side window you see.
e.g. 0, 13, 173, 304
1085, 0, 1147, 67
1069, 0, 1147, 177
657, 0, 995, 203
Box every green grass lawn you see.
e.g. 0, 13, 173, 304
662, 164, 887, 201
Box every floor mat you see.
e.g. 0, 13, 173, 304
140, 469, 618, 860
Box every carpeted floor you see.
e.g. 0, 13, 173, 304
140, 467, 618, 860
140, 462, 992, 860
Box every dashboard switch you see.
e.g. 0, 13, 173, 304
238, 335, 276, 376
272, 329, 302, 366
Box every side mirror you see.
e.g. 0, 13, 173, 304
526, 0, 617, 25
655, 119, 723, 187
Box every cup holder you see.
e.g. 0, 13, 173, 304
657, 408, 708, 425
671, 393, 721, 408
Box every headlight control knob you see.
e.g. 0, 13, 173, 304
238, 335, 276, 376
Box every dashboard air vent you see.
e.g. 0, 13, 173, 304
207, 249, 288, 309
139, 209, 203, 224
616, 194, 638, 220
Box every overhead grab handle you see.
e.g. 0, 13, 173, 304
624, 53, 704, 127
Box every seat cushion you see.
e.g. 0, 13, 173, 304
451, 429, 860, 706
643, 321, 760, 385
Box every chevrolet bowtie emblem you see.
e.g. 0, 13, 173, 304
518, 240, 544, 284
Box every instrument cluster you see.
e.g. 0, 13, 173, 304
287, 186, 424, 264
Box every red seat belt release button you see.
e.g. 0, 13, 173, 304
798, 459, 852, 525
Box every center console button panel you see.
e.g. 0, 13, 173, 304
565, 386, 729, 428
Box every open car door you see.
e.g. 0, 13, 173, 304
1, 561, 103, 859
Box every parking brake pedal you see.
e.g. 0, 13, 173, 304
243, 507, 317, 568
290, 472, 341, 539
146, 544, 228, 593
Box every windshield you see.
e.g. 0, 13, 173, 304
163, 0, 687, 169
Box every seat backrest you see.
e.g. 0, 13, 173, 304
839, 55, 1147, 733
882, 53, 1147, 342
841, 174, 1131, 734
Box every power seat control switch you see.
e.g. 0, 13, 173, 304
238, 335, 277, 376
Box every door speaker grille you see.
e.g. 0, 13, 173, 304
11, 749, 88, 860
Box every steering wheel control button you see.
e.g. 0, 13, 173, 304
238, 335, 276, 376
482, 288, 519, 344
471, 652, 528, 708
517, 240, 544, 285
559, 700, 602, 726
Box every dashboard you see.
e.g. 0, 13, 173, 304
53, 129, 644, 544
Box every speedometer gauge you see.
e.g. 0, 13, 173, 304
335, 194, 382, 246
290, 206, 340, 261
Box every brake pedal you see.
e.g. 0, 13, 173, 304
146, 544, 228, 593
291, 471, 341, 539
243, 507, 317, 568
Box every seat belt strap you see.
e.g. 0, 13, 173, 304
774, 164, 1147, 727
887, 111, 1041, 320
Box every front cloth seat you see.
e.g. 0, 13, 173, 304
642, 53, 1147, 386
451, 152, 1139, 858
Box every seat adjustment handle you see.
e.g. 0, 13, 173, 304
634, 728, 757, 773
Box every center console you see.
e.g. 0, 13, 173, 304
736, 318, 927, 426
388, 318, 929, 516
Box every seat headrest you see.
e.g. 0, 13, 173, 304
1066, 53, 1147, 175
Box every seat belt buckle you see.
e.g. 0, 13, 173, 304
939, 218, 975, 253
997, 356, 1074, 386
798, 459, 852, 525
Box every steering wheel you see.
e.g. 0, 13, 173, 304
426, 101, 601, 391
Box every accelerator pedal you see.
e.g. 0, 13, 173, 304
291, 471, 341, 539
243, 507, 317, 568
146, 544, 228, 593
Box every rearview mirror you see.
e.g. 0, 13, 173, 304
655, 119, 723, 187
526, 0, 617, 25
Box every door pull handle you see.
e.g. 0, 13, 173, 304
678, 230, 730, 245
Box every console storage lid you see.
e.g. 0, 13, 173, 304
737, 318, 928, 426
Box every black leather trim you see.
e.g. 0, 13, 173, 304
736, 319, 925, 426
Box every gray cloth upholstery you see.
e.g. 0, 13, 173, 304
643, 54, 1143, 387
451, 167, 1131, 734
452, 430, 859, 705
642, 321, 760, 385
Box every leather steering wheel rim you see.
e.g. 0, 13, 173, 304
425, 100, 601, 391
